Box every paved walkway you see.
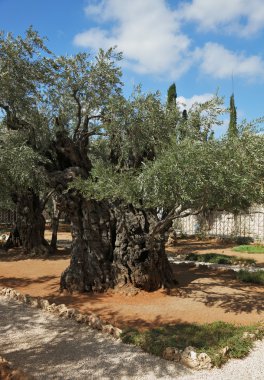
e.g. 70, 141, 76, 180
0, 296, 263, 380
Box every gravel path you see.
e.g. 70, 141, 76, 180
0, 296, 263, 380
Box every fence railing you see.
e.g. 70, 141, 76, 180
174, 206, 264, 242
0, 209, 16, 225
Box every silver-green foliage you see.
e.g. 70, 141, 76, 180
74, 97, 264, 221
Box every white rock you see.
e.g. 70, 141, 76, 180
219, 346, 230, 356
39, 299, 50, 310
88, 314, 102, 330
163, 347, 181, 362
112, 327, 122, 339
181, 346, 200, 368
197, 352, 212, 369
243, 332, 256, 339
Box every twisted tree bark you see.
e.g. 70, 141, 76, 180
113, 205, 174, 291
60, 198, 115, 292
5, 190, 49, 255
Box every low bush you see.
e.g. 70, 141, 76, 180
121, 322, 264, 367
236, 270, 264, 285
235, 236, 254, 245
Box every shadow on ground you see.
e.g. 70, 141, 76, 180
0, 247, 71, 262
0, 299, 190, 380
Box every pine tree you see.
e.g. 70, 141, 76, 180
228, 93, 238, 138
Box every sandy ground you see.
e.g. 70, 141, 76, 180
0, 236, 263, 328
1, 296, 264, 380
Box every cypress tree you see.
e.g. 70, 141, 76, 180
182, 109, 188, 120
167, 83, 177, 108
228, 93, 238, 138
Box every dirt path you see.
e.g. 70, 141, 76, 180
1, 297, 264, 380
0, 244, 263, 328
0, 296, 192, 380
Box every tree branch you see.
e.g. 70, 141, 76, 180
0, 103, 10, 113
72, 90, 82, 141
150, 206, 203, 239
41, 189, 56, 211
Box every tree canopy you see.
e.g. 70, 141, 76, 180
1, 28, 264, 290
0, 28, 263, 251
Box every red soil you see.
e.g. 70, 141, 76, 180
0, 235, 263, 329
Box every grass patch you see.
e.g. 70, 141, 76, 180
185, 253, 255, 266
232, 245, 264, 254
237, 270, 264, 285
121, 322, 264, 367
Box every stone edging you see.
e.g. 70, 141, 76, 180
0, 287, 122, 339
0, 286, 213, 370
0, 355, 33, 380
3, 286, 261, 371
167, 255, 263, 273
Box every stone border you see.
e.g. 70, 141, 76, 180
0, 286, 213, 370
167, 255, 263, 273
2, 286, 262, 371
0, 355, 33, 380
0, 287, 122, 339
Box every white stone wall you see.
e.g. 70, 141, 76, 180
175, 206, 264, 242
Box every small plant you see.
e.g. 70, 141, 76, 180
233, 245, 264, 254
235, 236, 254, 245
236, 270, 264, 285
121, 322, 264, 367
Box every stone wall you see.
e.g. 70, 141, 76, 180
175, 206, 264, 242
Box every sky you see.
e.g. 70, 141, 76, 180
0, 0, 264, 136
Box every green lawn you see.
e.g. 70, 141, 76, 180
121, 322, 264, 367
232, 245, 264, 253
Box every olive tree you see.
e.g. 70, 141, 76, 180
0, 28, 55, 253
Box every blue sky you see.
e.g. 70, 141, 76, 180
1, 0, 264, 136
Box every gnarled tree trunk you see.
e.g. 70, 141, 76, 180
54, 133, 175, 293
60, 197, 116, 292
49, 195, 61, 254
60, 200, 175, 293
113, 205, 174, 291
7, 190, 49, 255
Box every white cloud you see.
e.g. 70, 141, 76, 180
74, 1, 264, 82
74, 0, 191, 78
177, 93, 214, 110
179, 0, 264, 36
74, 28, 115, 50
197, 43, 264, 80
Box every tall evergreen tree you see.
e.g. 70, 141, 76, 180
228, 93, 238, 138
167, 83, 177, 108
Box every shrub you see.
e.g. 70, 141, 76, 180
235, 236, 254, 245
121, 322, 264, 367
236, 270, 264, 285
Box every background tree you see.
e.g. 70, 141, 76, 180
167, 83, 177, 108
228, 93, 238, 138
0, 28, 54, 254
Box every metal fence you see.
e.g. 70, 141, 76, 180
174, 206, 264, 242
0, 209, 16, 225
